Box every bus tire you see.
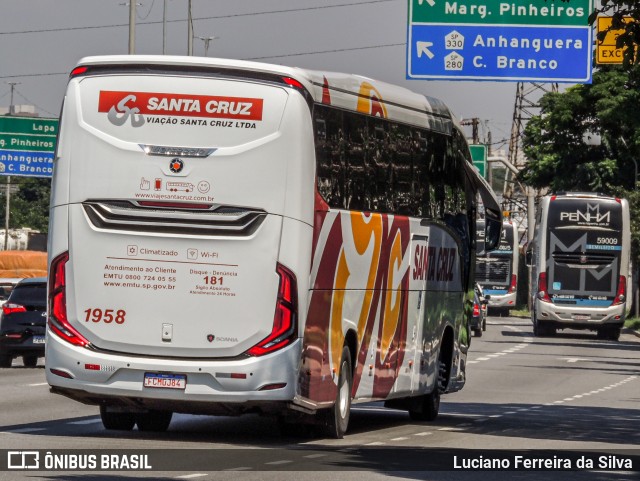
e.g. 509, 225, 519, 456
409, 386, 440, 422
100, 406, 136, 431
597, 326, 621, 341
22, 355, 38, 368
136, 410, 173, 432
322, 346, 352, 439
0, 354, 12, 368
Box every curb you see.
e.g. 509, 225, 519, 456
622, 327, 640, 339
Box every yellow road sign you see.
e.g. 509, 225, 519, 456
596, 16, 631, 65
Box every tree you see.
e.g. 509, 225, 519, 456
519, 68, 640, 298
0, 177, 51, 234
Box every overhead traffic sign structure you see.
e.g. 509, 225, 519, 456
0, 116, 57, 178
407, 0, 593, 82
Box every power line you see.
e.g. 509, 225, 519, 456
246, 42, 404, 60
0, 0, 397, 36
0, 42, 406, 79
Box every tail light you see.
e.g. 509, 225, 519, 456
613, 276, 626, 305
473, 303, 480, 317
246, 263, 298, 356
537, 272, 551, 303
507, 274, 517, 294
2, 303, 27, 315
48, 251, 90, 347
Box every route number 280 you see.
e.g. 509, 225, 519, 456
84, 308, 127, 324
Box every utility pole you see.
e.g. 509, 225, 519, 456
196, 35, 219, 56
128, 1, 136, 54
461, 117, 480, 144
4, 82, 19, 251
163, 0, 167, 54
187, 0, 193, 55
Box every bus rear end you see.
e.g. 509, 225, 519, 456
475, 221, 518, 314
532, 194, 630, 340
46, 56, 315, 426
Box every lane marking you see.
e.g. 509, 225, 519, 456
176, 475, 208, 479
414, 431, 432, 436
365, 441, 385, 446
265, 460, 292, 465
391, 437, 409, 441
27, 382, 49, 387
303, 454, 328, 459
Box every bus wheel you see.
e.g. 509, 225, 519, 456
0, 354, 12, 368
100, 406, 136, 431
136, 410, 173, 432
409, 386, 440, 421
597, 326, 621, 341
409, 359, 444, 421
22, 355, 38, 368
322, 346, 352, 439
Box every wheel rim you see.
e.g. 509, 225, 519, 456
338, 360, 349, 419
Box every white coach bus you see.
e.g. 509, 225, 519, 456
527, 193, 631, 340
46, 55, 500, 437
475, 220, 519, 315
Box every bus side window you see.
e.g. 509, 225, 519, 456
315, 106, 347, 208
344, 112, 368, 211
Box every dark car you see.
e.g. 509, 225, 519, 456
0, 277, 47, 368
470, 283, 489, 337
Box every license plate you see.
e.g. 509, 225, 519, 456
143, 372, 187, 390
572, 314, 591, 321
32, 336, 46, 344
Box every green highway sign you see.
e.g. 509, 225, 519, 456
0, 133, 56, 153
0, 116, 58, 178
410, 0, 591, 26
469, 144, 487, 178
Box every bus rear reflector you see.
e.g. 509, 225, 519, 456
613, 276, 626, 305
259, 383, 287, 391
507, 274, 517, 294
50, 368, 74, 379
48, 251, 91, 348
246, 263, 298, 357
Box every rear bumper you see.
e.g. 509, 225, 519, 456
0, 335, 46, 356
45, 330, 303, 415
534, 300, 626, 329
486, 291, 516, 308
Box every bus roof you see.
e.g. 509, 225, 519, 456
74, 55, 454, 134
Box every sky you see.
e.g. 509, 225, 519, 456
0, 0, 585, 154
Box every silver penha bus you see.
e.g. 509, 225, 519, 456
527, 192, 631, 341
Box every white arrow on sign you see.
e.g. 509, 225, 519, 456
419, 0, 436, 6
417, 41, 435, 59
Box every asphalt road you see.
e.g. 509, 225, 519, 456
0, 316, 638, 480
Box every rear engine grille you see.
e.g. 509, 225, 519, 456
83, 200, 267, 236
552, 252, 615, 266
475, 258, 510, 284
